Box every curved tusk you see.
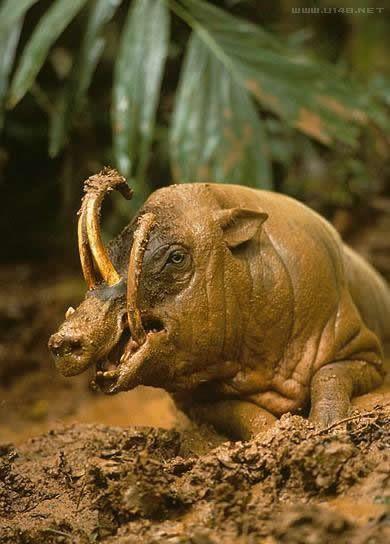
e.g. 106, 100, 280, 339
77, 208, 98, 289
127, 213, 156, 346
79, 168, 133, 287
85, 191, 122, 286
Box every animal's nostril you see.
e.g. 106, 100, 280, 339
49, 334, 83, 358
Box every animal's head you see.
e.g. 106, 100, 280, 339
49, 170, 267, 395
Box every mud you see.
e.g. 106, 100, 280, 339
1, 405, 389, 543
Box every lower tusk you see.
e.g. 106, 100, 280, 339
127, 213, 156, 346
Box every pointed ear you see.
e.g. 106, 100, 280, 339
214, 208, 268, 248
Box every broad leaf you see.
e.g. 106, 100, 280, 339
8, 0, 88, 107
175, 0, 366, 147
171, 33, 271, 187
0, 20, 23, 130
112, 0, 170, 192
0, 0, 39, 33
49, 0, 122, 157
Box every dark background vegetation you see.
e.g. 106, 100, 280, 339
0, 0, 389, 266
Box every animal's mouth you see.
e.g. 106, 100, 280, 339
94, 316, 166, 394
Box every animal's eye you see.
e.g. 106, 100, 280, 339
168, 250, 185, 265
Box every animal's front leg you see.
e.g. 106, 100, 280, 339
309, 360, 383, 428
184, 399, 277, 441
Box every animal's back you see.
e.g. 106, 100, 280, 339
343, 245, 390, 350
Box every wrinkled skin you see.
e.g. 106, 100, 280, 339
49, 282, 128, 377
49, 183, 389, 440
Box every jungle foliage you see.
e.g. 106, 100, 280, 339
1, 1, 389, 190
0, 0, 389, 259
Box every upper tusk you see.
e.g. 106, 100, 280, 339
85, 191, 121, 286
77, 209, 98, 289
79, 167, 133, 288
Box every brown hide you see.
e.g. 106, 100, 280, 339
343, 244, 390, 345
50, 179, 389, 435
196, 184, 386, 415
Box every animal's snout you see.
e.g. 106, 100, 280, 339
48, 332, 84, 358
48, 293, 125, 377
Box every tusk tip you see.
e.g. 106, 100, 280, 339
65, 306, 75, 319
83, 167, 132, 199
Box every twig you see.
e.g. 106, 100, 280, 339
313, 412, 376, 436
44, 528, 72, 539
313, 402, 390, 436
76, 477, 87, 511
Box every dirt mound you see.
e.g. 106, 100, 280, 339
1, 405, 389, 544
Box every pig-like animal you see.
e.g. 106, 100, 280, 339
49, 169, 389, 440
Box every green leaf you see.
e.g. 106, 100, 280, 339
173, 0, 367, 147
171, 33, 271, 187
8, 0, 88, 107
112, 0, 170, 192
49, 0, 122, 157
357, 75, 390, 135
0, 0, 39, 33
0, 19, 23, 130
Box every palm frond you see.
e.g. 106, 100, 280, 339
112, 0, 170, 197
171, 33, 271, 186
0, 0, 38, 33
0, 20, 22, 130
174, 0, 366, 147
8, 0, 88, 107
1, 0, 387, 199
49, 0, 123, 157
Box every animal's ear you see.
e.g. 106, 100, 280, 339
214, 208, 268, 248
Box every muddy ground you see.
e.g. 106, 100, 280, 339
0, 406, 389, 543
0, 210, 389, 543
